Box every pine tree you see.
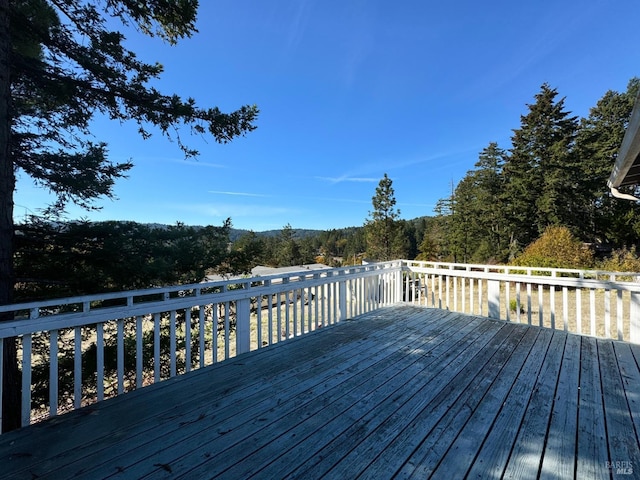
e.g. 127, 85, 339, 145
277, 224, 301, 266
448, 175, 478, 263
470, 143, 508, 261
502, 84, 578, 255
434, 145, 508, 263
1, 0, 258, 432
365, 174, 402, 261
575, 78, 640, 244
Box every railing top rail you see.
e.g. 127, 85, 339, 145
402, 260, 640, 280
0, 261, 402, 316
403, 263, 640, 291
0, 261, 403, 338
7, 256, 640, 340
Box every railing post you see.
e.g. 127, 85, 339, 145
236, 282, 251, 355
488, 280, 500, 319
395, 264, 403, 303
631, 292, 640, 344
338, 271, 347, 321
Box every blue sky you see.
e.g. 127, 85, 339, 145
14, 0, 640, 231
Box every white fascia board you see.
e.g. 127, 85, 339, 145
608, 90, 640, 188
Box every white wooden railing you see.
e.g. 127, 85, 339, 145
402, 261, 640, 343
2, 259, 640, 433
0, 262, 402, 432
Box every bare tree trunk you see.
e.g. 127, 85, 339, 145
0, 0, 20, 433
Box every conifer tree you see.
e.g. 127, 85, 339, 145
365, 174, 402, 261
502, 84, 578, 254
277, 224, 301, 266
1, 0, 258, 432
448, 175, 477, 263
575, 78, 640, 244
434, 79, 640, 263
470, 143, 508, 261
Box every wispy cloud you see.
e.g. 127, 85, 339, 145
133, 156, 226, 168
388, 147, 481, 171
398, 202, 437, 208
211, 189, 369, 205
305, 195, 370, 205
286, 1, 313, 52
172, 159, 226, 168
315, 176, 378, 184
208, 190, 272, 198
169, 202, 294, 219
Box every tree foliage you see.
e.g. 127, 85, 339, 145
227, 230, 265, 274
1, 0, 258, 432
599, 247, 640, 273
574, 78, 640, 245
502, 84, 580, 251
9, 0, 257, 214
365, 174, 406, 261
433, 79, 640, 265
14, 218, 236, 300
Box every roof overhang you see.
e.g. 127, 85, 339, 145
608, 90, 640, 198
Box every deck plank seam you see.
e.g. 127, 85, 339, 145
319, 324, 517, 479
42, 310, 448, 478
164, 310, 484, 478
395, 325, 539, 479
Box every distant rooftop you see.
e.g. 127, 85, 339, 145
250, 264, 332, 276
206, 263, 332, 282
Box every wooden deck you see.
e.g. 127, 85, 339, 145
1, 304, 639, 479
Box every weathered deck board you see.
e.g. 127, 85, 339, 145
616, 342, 640, 442
131, 310, 464, 479
425, 328, 546, 479
212, 313, 489, 480
600, 341, 640, 476
280, 318, 506, 480
464, 327, 555, 478
539, 333, 581, 479
1, 304, 639, 480
350, 325, 529, 479
576, 336, 610, 480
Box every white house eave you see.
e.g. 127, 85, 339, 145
608, 90, 640, 191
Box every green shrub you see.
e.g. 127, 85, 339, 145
513, 226, 593, 269
509, 299, 524, 314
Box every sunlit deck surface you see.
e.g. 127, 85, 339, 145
2, 304, 640, 479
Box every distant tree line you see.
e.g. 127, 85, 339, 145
14, 218, 237, 300
14, 212, 436, 301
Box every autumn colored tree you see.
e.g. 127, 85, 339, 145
513, 226, 593, 269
